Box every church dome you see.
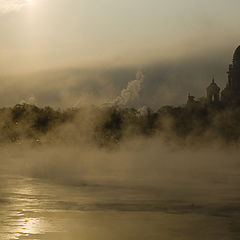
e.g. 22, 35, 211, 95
206, 79, 220, 92
233, 45, 240, 63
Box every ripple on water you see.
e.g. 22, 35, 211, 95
1, 175, 240, 240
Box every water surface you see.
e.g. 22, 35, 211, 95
1, 175, 240, 240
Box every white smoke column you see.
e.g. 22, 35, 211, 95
20, 95, 37, 105
113, 71, 144, 107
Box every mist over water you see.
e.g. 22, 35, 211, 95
1, 0, 240, 237
1, 52, 240, 240
1, 135, 240, 239
0, 137, 239, 193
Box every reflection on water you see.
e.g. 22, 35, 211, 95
0, 176, 63, 240
1, 175, 240, 240
4, 218, 50, 239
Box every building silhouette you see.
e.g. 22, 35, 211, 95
187, 45, 240, 106
221, 46, 240, 104
206, 78, 220, 102
187, 93, 196, 105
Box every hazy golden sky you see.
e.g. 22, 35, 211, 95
0, 0, 240, 74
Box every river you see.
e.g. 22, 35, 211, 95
1, 173, 240, 240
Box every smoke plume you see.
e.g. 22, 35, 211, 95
111, 71, 144, 107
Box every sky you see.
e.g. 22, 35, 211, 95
0, 0, 240, 107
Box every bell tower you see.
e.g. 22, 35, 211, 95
206, 78, 220, 102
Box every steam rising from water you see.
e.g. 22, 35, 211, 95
1, 113, 240, 239
1, 137, 240, 196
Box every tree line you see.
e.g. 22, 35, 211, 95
0, 102, 240, 146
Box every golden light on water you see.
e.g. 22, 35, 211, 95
13, 218, 46, 235
0, 178, 60, 240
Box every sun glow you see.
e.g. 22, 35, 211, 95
0, 0, 36, 13
27, 0, 34, 5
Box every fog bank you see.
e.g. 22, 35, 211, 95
0, 46, 234, 109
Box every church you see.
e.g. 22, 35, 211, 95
187, 45, 240, 105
